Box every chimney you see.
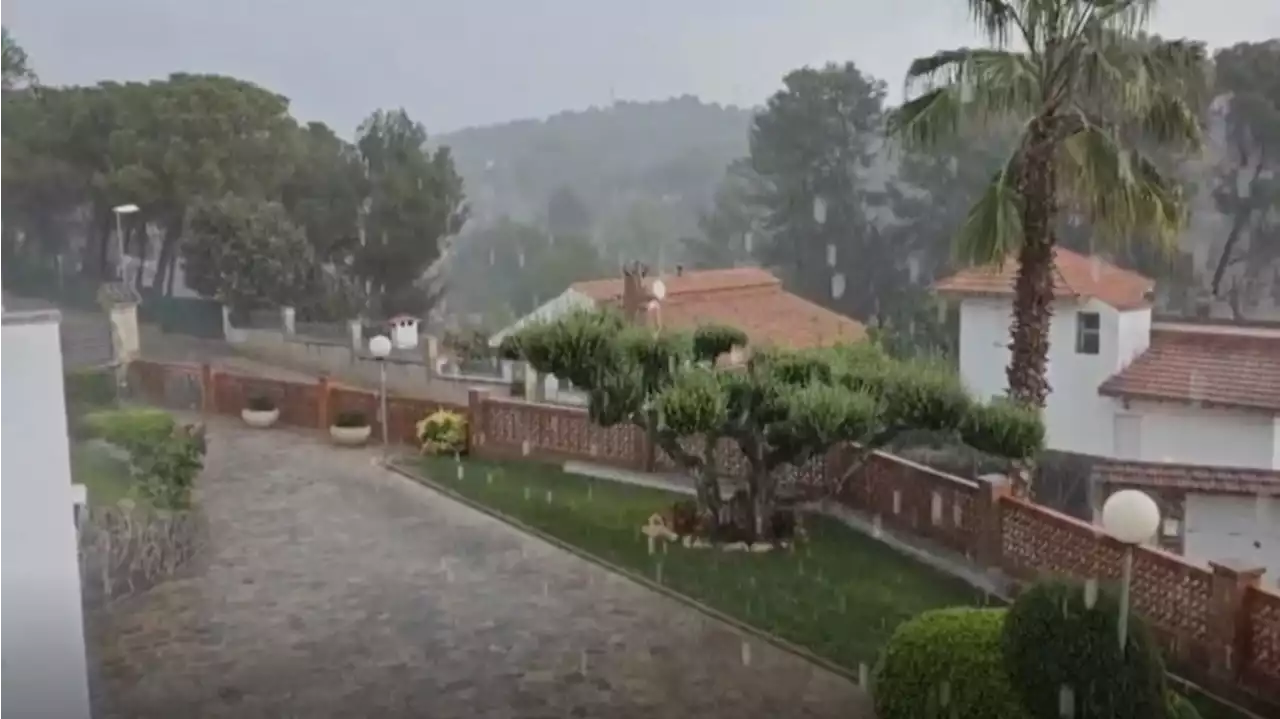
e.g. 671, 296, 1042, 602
621, 261, 646, 323
676, 264, 684, 277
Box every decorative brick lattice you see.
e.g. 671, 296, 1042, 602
1245, 588, 1280, 688
1000, 498, 1213, 663
482, 399, 644, 468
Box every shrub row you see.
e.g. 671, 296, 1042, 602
81, 408, 207, 510
873, 580, 1200, 719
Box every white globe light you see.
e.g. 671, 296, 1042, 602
368, 335, 393, 358
650, 279, 667, 301
1101, 489, 1161, 544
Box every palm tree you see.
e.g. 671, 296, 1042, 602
888, 0, 1205, 408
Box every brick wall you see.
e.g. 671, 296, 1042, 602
127, 361, 1280, 713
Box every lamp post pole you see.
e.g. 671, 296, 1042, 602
1100, 489, 1160, 653
368, 335, 393, 450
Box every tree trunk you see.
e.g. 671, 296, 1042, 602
132, 226, 149, 290
1006, 117, 1058, 410
694, 436, 722, 530
1211, 154, 1265, 298
152, 225, 181, 295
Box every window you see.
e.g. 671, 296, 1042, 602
1075, 312, 1100, 355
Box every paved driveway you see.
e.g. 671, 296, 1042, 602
86, 420, 869, 719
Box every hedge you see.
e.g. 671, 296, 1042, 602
873, 607, 1029, 719
1002, 579, 1169, 719
65, 369, 117, 410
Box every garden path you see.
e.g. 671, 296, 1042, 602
85, 418, 871, 718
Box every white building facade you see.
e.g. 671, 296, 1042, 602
2, 302, 93, 719
939, 249, 1280, 586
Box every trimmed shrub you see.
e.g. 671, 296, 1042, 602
1002, 579, 1169, 719
65, 369, 118, 411
246, 395, 276, 412
873, 607, 1029, 719
83, 408, 177, 453
333, 410, 368, 428
416, 409, 468, 455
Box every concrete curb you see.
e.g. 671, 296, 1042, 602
383, 459, 868, 691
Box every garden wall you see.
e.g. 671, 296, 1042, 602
125, 359, 1280, 715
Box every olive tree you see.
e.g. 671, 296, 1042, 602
660, 341, 1044, 541
498, 308, 745, 525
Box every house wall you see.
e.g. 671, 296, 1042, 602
958, 297, 1150, 457
1184, 493, 1279, 589
1111, 400, 1279, 470
491, 289, 596, 405
1, 311, 92, 719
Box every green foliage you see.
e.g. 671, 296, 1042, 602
1166, 692, 1202, 719
691, 324, 747, 363
417, 410, 468, 456
1002, 579, 1169, 719
64, 369, 118, 411
873, 607, 1029, 719
246, 395, 276, 412
333, 411, 368, 428
961, 400, 1046, 461
83, 408, 177, 453
183, 194, 317, 310
80, 408, 204, 509
657, 366, 727, 436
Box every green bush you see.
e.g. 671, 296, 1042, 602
873, 607, 1029, 719
65, 369, 117, 411
81, 409, 205, 509
1002, 579, 1169, 719
416, 409, 468, 455
1167, 692, 1202, 719
333, 410, 368, 428
83, 408, 177, 453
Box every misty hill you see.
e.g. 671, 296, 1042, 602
436, 95, 754, 229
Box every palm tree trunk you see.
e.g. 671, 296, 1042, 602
1007, 119, 1058, 410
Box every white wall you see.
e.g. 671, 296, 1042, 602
488, 289, 595, 347
957, 297, 1150, 457
1111, 401, 1279, 470
1, 313, 92, 719
1184, 493, 1279, 589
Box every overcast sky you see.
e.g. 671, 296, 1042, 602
5, 0, 1278, 135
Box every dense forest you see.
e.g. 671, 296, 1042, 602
3, 25, 1277, 354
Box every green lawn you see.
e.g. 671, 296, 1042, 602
70, 441, 135, 506
413, 454, 994, 673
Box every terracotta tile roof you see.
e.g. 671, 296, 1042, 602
570, 267, 865, 350
1099, 323, 1280, 413
1093, 459, 1280, 496
933, 247, 1154, 310
570, 267, 779, 302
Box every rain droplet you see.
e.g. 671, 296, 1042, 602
523, 486, 531, 501
517, 249, 525, 268
486, 471, 494, 485
938, 680, 951, 707
521, 439, 531, 456
1058, 684, 1076, 718
857, 662, 869, 686
830, 272, 846, 300
812, 196, 827, 224
1084, 578, 1099, 608
545, 490, 553, 504
740, 640, 752, 666
654, 561, 664, 583
826, 243, 837, 267
871, 514, 883, 539
579, 649, 589, 675
743, 231, 754, 253
456, 464, 464, 481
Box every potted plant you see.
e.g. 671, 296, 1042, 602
241, 395, 279, 428
329, 410, 372, 446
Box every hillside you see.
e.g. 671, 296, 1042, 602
436, 95, 754, 229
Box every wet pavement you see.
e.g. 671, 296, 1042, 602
86, 419, 870, 718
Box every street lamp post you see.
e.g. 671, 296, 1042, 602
369, 335, 392, 448
1100, 489, 1161, 651
111, 204, 140, 281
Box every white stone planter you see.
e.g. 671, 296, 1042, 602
329, 424, 372, 446
241, 408, 279, 428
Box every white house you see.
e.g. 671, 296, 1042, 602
2, 299, 93, 718
490, 266, 867, 404
937, 248, 1280, 586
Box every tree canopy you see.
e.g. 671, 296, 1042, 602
501, 308, 1043, 540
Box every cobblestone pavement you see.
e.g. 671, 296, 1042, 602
86, 419, 870, 719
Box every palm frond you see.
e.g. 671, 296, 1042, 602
891, 48, 1040, 150
966, 0, 1020, 48
954, 154, 1024, 267
1056, 117, 1187, 256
